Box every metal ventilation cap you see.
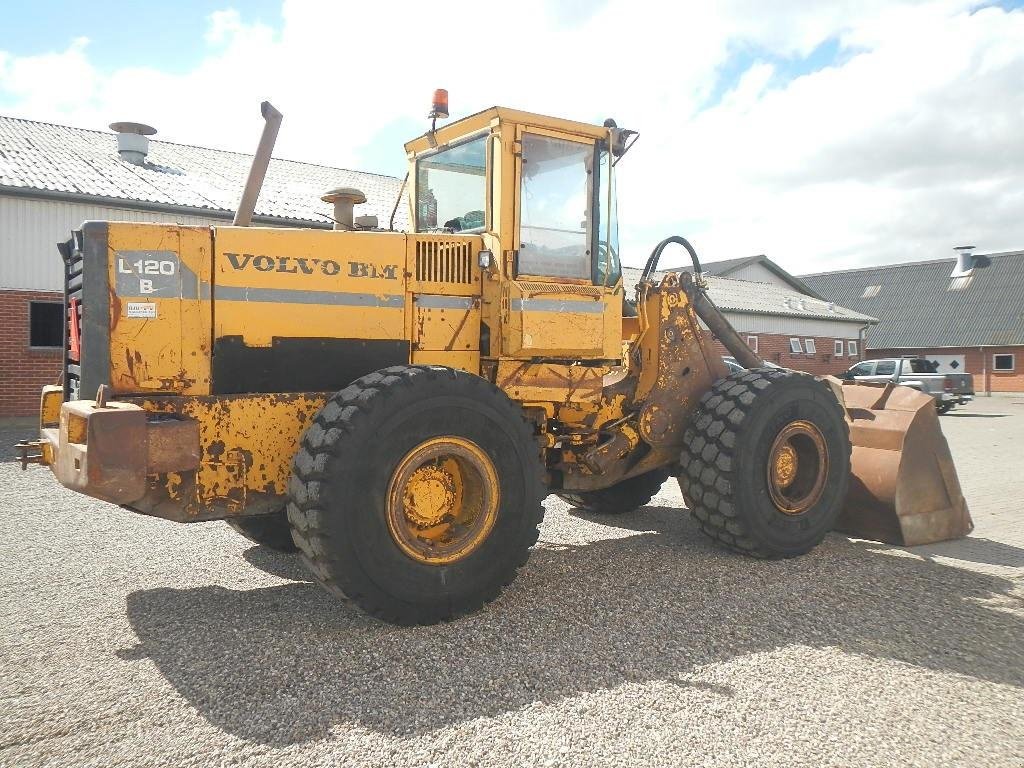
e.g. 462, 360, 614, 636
109, 122, 157, 135
951, 245, 976, 279
109, 122, 157, 165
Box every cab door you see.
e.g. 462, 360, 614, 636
501, 126, 621, 360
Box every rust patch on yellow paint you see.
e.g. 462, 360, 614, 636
134, 392, 327, 518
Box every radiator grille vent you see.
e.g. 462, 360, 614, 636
517, 281, 604, 297
415, 239, 473, 284
65, 240, 84, 401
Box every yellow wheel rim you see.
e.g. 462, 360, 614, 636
386, 436, 499, 565
766, 420, 829, 515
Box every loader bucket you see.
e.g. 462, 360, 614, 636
833, 381, 973, 547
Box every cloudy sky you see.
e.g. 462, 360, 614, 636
1, 0, 1022, 273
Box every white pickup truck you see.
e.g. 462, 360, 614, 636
841, 358, 975, 414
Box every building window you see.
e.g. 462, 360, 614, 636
861, 285, 881, 298
804, 338, 816, 354
834, 340, 844, 356
848, 341, 858, 357
29, 301, 63, 349
746, 335, 758, 352
993, 354, 1015, 372
789, 338, 802, 354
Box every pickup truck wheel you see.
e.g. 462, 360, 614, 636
678, 369, 851, 558
936, 402, 952, 415
287, 365, 545, 625
226, 510, 298, 552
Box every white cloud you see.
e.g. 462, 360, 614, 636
205, 9, 246, 44
0, 1, 1021, 272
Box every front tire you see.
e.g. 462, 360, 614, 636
557, 467, 671, 515
287, 366, 545, 625
677, 369, 851, 558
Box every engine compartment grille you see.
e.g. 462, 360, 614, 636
415, 239, 473, 285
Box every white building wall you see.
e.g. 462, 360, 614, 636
0, 195, 227, 291
721, 312, 865, 339
725, 262, 797, 291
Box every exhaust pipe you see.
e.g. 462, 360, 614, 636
233, 101, 283, 227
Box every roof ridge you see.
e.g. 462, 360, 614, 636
801, 249, 1024, 277
0, 112, 401, 181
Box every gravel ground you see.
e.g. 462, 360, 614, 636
1, 396, 1022, 767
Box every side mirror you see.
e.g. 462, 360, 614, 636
478, 249, 493, 270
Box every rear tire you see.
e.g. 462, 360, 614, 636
677, 369, 850, 558
287, 365, 545, 625
226, 511, 298, 553
557, 467, 671, 515
937, 402, 952, 415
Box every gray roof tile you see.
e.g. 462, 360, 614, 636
0, 114, 408, 229
622, 267, 876, 324
801, 251, 1024, 348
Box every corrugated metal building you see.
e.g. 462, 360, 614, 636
0, 114, 406, 416
802, 250, 1024, 393
622, 267, 876, 374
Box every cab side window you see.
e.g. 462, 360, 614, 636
596, 148, 621, 286
849, 362, 874, 376
875, 360, 896, 376
518, 134, 592, 279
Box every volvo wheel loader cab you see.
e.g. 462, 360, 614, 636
17, 99, 972, 625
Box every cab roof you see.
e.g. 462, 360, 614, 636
404, 106, 610, 155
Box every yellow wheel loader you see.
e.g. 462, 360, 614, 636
16, 98, 972, 625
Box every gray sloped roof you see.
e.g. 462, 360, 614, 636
692, 255, 762, 275
800, 251, 1024, 348
652, 253, 824, 299
621, 267, 876, 324
0, 114, 408, 229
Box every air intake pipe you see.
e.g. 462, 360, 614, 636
233, 101, 283, 227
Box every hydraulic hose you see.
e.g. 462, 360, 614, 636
641, 235, 765, 369
641, 235, 702, 281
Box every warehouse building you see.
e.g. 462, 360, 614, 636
802, 249, 1024, 393
0, 115, 406, 417
623, 263, 876, 375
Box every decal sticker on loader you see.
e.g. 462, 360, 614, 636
115, 250, 181, 297
126, 302, 158, 319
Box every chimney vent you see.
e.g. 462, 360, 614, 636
109, 121, 157, 165
951, 245, 976, 278
321, 187, 367, 230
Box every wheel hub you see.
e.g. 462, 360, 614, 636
386, 436, 499, 565
767, 420, 829, 515
403, 465, 456, 527
772, 444, 798, 487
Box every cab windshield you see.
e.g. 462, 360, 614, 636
415, 136, 486, 233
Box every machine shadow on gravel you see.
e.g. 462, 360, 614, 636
241, 545, 311, 581
121, 508, 1023, 747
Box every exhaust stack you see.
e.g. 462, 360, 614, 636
233, 101, 283, 227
